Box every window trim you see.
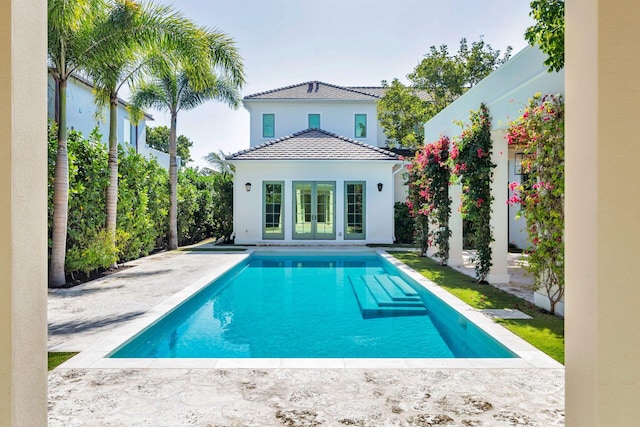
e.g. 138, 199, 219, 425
344, 181, 366, 240
354, 114, 367, 138
308, 113, 321, 129
262, 113, 275, 138
262, 181, 284, 240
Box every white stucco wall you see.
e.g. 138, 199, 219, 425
423, 46, 564, 140
244, 100, 383, 147
230, 160, 402, 245
393, 165, 408, 204
47, 74, 149, 153
136, 143, 174, 169
507, 154, 529, 250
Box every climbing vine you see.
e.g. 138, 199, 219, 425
450, 103, 495, 282
406, 152, 430, 256
405, 137, 451, 263
507, 93, 564, 314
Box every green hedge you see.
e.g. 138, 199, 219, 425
394, 202, 415, 244
48, 121, 233, 279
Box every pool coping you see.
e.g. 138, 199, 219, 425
58, 248, 563, 370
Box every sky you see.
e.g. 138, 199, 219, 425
144, 0, 535, 169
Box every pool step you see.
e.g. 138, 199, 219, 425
373, 274, 419, 301
349, 275, 428, 319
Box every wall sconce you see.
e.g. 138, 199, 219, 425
377, 182, 383, 192
245, 182, 252, 192
514, 153, 524, 175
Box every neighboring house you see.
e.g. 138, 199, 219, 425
227, 82, 407, 245
422, 45, 564, 291
47, 71, 174, 169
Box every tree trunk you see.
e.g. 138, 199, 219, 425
417, 215, 428, 256
105, 92, 119, 261
168, 111, 178, 249
49, 78, 69, 287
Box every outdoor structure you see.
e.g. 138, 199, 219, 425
228, 82, 407, 245
47, 72, 174, 169
422, 45, 564, 287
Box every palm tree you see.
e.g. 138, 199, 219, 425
48, 0, 115, 286
83, 0, 208, 255
204, 150, 235, 176
132, 30, 244, 249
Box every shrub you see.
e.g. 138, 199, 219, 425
394, 202, 415, 244
48, 120, 232, 280
177, 168, 234, 245
117, 146, 169, 262
48, 121, 116, 277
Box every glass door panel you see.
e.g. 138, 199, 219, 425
263, 182, 284, 239
293, 182, 313, 239
315, 183, 335, 238
293, 181, 335, 240
345, 182, 365, 239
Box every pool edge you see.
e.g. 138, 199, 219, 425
57, 248, 563, 370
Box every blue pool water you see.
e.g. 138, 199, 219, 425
111, 253, 516, 359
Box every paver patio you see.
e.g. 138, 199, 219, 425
48, 247, 564, 426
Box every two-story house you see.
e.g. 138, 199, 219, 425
47, 71, 173, 169
227, 81, 407, 245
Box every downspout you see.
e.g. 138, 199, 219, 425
392, 163, 406, 242
229, 166, 236, 241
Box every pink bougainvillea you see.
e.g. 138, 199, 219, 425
450, 103, 495, 283
507, 93, 564, 314
405, 136, 451, 262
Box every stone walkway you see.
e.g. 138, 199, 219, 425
48, 247, 564, 426
452, 251, 536, 304
49, 368, 564, 426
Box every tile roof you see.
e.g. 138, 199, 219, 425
347, 86, 387, 98
244, 81, 382, 100
226, 129, 401, 161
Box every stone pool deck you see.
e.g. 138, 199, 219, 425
48, 246, 564, 426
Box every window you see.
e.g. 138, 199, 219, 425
263, 181, 284, 239
344, 182, 365, 239
308, 114, 320, 129
262, 113, 275, 138
123, 118, 131, 145
354, 114, 367, 138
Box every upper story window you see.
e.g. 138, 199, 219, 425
308, 114, 320, 129
123, 118, 132, 146
355, 114, 367, 138
263, 113, 275, 138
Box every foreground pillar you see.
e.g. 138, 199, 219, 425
566, 0, 640, 424
0, 0, 48, 424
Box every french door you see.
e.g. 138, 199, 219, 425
293, 181, 335, 240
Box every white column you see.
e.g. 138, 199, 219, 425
0, 0, 48, 424
566, 1, 640, 424
447, 183, 464, 266
487, 131, 509, 283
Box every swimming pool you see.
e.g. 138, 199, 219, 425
110, 252, 516, 359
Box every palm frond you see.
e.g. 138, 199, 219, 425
130, 82, 170, 112
204, 150, 235, 175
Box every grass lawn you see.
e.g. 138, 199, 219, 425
389, 251, 564, 364
48, 352, 77, 371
